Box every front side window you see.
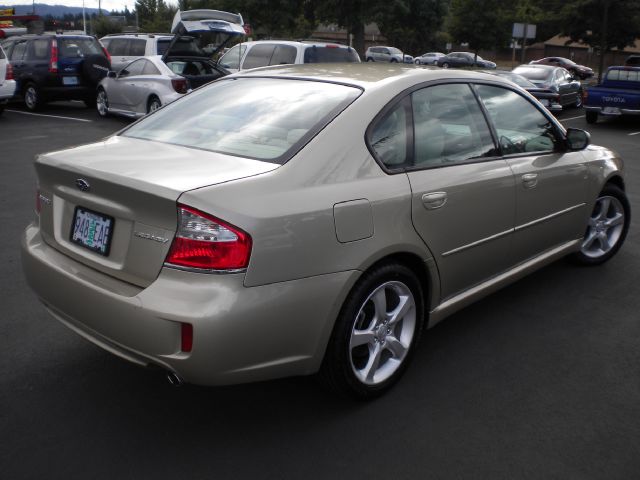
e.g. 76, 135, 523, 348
412, 83, 496, 167
121, 59, 145, 76
242, 44, 276, 69
475, 84, 560, 155
122, 78, 361, 162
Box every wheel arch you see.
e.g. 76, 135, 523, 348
605, 174, 625, 192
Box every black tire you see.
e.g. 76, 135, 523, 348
23, 82, 43, 111
441, 62, 450, 69
81, 54, 111, 85
0, 102, 5, 115
570, 184, 630, 266
585, 111, 598, 124
390, 58, 398, 63
147, 96, 161, 114
575, 89, 583, 108
319, 262, 424, 399
96, 88, 108, 117
366, 57, 373, 62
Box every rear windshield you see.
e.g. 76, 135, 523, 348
156, 38, 172, 55
304, 46, 360, 63
58, 37, 103, 58
122, 78, 361, 163
607, 69, 640, 82
514, 67, 551, 81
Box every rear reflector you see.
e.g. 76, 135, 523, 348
181, 323, 193, 352
165, 204, 252, 271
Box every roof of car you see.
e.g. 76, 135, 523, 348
517, 64, 556, 70
239, 40, 353, 48
233, 63, 512, 90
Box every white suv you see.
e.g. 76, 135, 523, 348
0, 44, 16, 114
100, 33, 173, 71
218, 40, 360, 72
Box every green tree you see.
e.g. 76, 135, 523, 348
315, 0, 369, 55
557, 0, 640, 80
135, 0, 177, 32
93, 15, 123, 37
448, 0, 513, 59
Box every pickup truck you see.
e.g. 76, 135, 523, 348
583, 66, 640, 123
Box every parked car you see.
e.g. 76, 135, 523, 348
436, 52, 496, 69
365, 46, 405, 62
0, 44, 16, 114
22, 65, 629, 399
0, 33, 110, 110
529, 57, 594, 80
414, 52, 444, 65
513, 64, 583, 108
624, 55, 640, 66
96, 56, 188, 118
403, 54, 414, 64
583, 66, 640, 124
483, 69, 563, 112
100, 33, 173, 72
218, 40, 360, 72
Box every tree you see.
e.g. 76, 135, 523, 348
315, 0, 369, 55
374, 0, 449, 54
448, 0, 513, 59
557, 0, 640, 81
135, 0, 177, 32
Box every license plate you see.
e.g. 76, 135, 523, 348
603, 106, 621, 115
62, 76, 79, 85
70, 207, 114, 256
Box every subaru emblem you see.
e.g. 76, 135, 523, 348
75, 179, 90, 192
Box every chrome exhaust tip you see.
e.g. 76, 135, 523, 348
166, 371, 184, 387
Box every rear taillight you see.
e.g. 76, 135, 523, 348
5, 62, 13, 80
171, 78, 188, 94
181, 323, 193, 352
49, 39, 58, 73
165, 205, 252, 271
101, 46, 111, 66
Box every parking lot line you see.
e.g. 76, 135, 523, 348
6, 109, 93, 123
559, 115, 584, 122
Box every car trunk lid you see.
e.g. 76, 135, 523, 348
35, 136, 278, 287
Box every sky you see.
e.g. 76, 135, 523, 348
5, 0, 178, 13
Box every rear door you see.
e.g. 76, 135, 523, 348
369, 82, 515, 301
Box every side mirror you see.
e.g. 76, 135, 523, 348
107, 71, 116, 78
118, 69, 129, 77
566, 128, 590, 150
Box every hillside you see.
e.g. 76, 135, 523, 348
0, 3, 105, 17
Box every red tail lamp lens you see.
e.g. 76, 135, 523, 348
165, 205, 252, 271
181, 323, 193, 352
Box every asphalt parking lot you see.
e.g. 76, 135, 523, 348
1, 101, 640, 479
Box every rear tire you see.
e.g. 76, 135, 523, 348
441, 62, 450, 69
415, 59, 421, 65
585, 111, 598, 124
319, 262, 424, 399
366, 57, 373, 62
147, 96, 161, 114
571, 184, 630, 266
575, 90, 583, 108
23, 83, 43, 111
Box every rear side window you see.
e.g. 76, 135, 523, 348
142, 61, 161, 75
58, 38, 102, 58
10, 41, 27, 61
129, 39, 146, 57
30, 39, 49, 60
607, 69, 640, 82
270, 45, 297, 66
243, 44, 276, 69
123, 78, 361, 163
156, 38, 172, 55
122, 59, 145, 76
304, 46, 360, 63
369, 102, 409, 168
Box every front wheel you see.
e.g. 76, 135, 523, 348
575, 90, 583, 108
441, 62, 449, 69
96, 88, 109, 117
585, 111, 598, 124
414, 59, 421, 65
571, 184, 630, 265
319, 263, 424, 399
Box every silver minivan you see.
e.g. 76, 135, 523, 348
365, 46, 404, 62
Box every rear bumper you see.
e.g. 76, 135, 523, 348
584, 106, 640, 116
0, 80, 16, 100
22, 223, 357, 385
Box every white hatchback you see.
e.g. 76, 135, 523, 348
0, 44, 16, 114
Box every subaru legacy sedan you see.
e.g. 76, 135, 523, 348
22, 64, 629, 399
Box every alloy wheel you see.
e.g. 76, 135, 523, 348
349, 281, 416, 385
148, 98, 161, 113
25, 86, 38, 110
97, 90, 108, 116
580, 195, 625, 259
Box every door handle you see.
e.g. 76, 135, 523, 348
522, 173, 538, 188
421, 192, 447, 210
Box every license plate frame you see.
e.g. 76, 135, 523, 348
62, 76, 79, 86
70, 206, 114, 256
